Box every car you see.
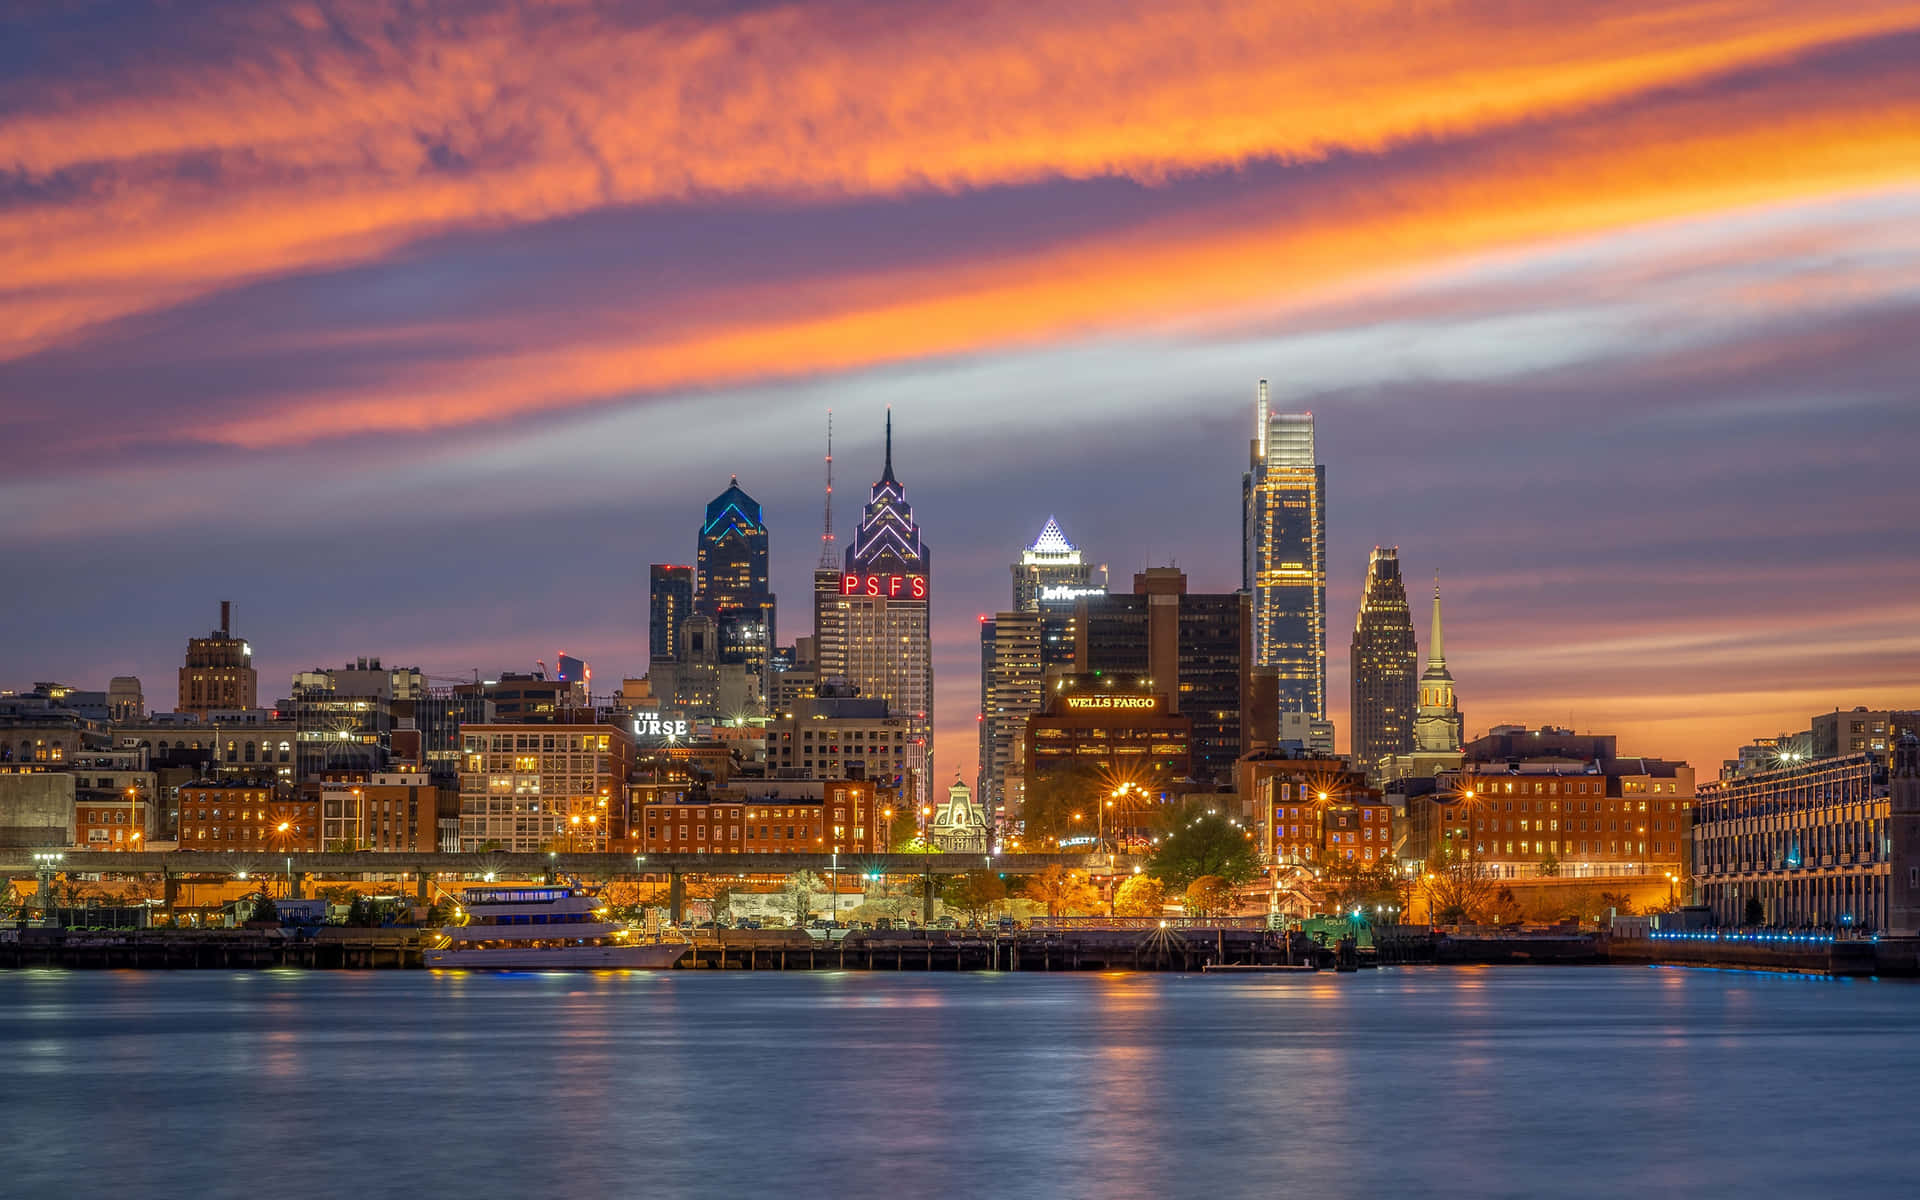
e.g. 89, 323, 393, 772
874, 918, 894, 931
735, 919, 762, 930
933, 916, 959, 930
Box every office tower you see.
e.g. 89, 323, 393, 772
978, 610, 1044, 818
696, 477, 777, 699
1411, 577, 1463, 756
1012, 515, 1105, 612
1076, 568, 1276, 786
1242, 380, 1327, 721
1350, 547, 1418, 782
838, 411, 933, 805
178, 600, 258, 716
649, 564, 694, 665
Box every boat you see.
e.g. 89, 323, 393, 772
426, 885, 689, 970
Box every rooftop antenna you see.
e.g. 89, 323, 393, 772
817, 408, 837, 570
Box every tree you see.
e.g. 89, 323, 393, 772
782, 871, 823, 925
1743, 895, 1765, 927
1424, 856, 1495, 925
345, 895, 375, 927
1019, 763, 1104, 845
941, 871, 1007, 925
1112, 874, 1168, 918
1319, 862, 1398, 916
1184, 875, 1236, 917
1147, 803, 1262, 889
1599, 891, 1636, 918
1491, 887, 1525, 925
1022, 865, 1101, 918
1537, 853, 1561, 878
247, 895, 279, 924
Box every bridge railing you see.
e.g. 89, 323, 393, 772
1024, 916, 1270, 932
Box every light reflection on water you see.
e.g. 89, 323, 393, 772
0, 966, 1913, 1199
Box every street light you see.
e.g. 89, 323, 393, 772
277, 822, 293, 896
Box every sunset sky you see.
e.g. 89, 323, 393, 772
4, 0, 1917, 782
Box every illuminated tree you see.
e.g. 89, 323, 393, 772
941, 870, 1007, 925
1019, 762, 1104, 844
1318, 862, 1398, 915
1112, 874, 1168, 917
1022, 864, 1101, 917
1147, 803, 1262, 889
1183, 875, 1236, 917
1423, 855, 1495, 925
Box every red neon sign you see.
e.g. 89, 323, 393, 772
841, 573, 928, 599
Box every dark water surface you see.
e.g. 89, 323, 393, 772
2, 965, 1911, 1199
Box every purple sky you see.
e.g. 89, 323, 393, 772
3, 1, 1918, 781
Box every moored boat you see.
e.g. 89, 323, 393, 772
426, 885, 688, 970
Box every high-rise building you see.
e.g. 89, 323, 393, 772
1077, 567, 1276, 786
979, 610, 1044, 817
1242, 380, 1327, 721
1350, 547, 1418, 782
649, 565, 695, 666
178, 601, 257, 716
836, 411, 933, 805
1012, 515, 1105, 612
696, 477, 776, 699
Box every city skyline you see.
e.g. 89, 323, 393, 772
4, 2, 1918, 787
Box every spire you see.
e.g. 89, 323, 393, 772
881, 406, 895, 483
1027, 515, 1077, 556
817, 409, 837, 570
1429, 572, 1445, 669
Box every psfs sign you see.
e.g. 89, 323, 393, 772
840, 573, 928, 599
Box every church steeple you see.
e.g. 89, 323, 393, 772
1413, 572, 1462, 755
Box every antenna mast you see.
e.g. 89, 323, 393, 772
817, 408, 837, 569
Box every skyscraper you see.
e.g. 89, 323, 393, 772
1242, 379, 1327, 721
1077, 568, 1277, 786
1350, 547, 1418, 782
812, 411, 846, 689
648, 564, 694, 665
837, 411, 933, 804
696, 476, 776, 699
1012, 515, 1105, 611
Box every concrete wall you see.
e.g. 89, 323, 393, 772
0, 774, 76, 847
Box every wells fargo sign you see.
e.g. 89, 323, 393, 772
1063, 695, 1161, 712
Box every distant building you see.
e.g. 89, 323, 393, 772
1383, 579, 1464, 783
1242, 380, 1327, 722
636, 777, 886, 855
178, 601, 258, 716
1238, 748, 1376, 866
697, 477, 777, 697
456, 722, 635, 852
176, 779, 318, 853
1810, 708, 1898, 760
833, 412, 933, 806
649, 564, 695, 666
108, 677, 145, 723
650, 615, 762, 723
1022, 674, 1192, 843
765, 691, 914, 787
309, 770, 450, 853
1011, 515, 1106, 613
931, 778, 990, 853
1350, 547, 1417, 782
1077, 567, 1275, 786
1694, 733, 1920, 932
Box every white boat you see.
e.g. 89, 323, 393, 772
426, 885, 689, 970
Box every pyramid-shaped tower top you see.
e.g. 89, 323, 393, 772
1028, 515, 1077, 556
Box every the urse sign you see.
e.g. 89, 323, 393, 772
1063, 695, 1159, 711
840, 573, 929, 599
633, 713, 690, 740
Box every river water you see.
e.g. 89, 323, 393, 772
2, 965, 1911, 1199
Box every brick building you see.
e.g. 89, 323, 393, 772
176, 779, 319, 851
457, 722, 635, 851
636, 779, 885, 855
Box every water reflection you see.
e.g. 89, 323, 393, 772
1, 968, 1916, 1199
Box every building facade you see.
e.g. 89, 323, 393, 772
649, 564, 695, 666
457, 723, 636, 851
834, 413, 933, 805
1022, 676, 1192, 829
696, 477, 777, 695
176, 779, 319, 852
1350, 547, 1417, 783
1242, 381, 1327, 721
310, 771, 447, 852
178, 601, 258, 716
637, 778, 885, 854
1077, 568, 1275, 786
1693, 746, 1905, 930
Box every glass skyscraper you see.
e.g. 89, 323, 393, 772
1242, 379, 1327, 720
1350, 547, 1417, 781
648, 564, 694, 664
695, 477, 776, 696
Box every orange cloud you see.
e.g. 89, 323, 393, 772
193, 55, 1920, 449
3, 0, 1917, 359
